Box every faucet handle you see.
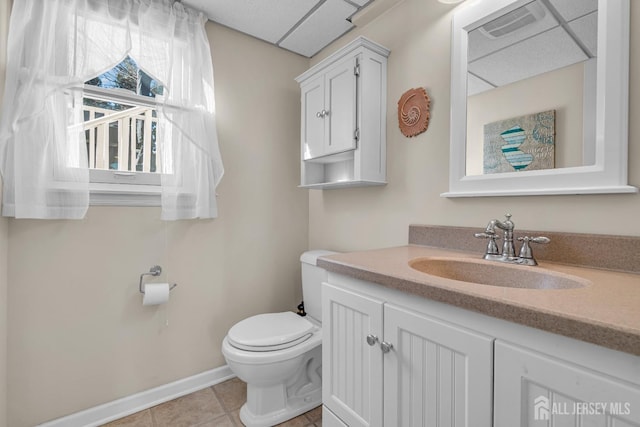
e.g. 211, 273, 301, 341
474, 232, 500, 256
517, 236, 550, 260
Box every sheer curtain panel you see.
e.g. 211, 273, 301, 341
0, 0, 223, 219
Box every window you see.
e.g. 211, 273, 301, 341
83, 57, 165, 205
1, 0, 223, 219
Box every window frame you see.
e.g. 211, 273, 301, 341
82, 84, 164, 207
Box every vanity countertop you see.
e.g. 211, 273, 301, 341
318, 245, 640, 356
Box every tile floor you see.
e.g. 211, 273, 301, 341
101, 377, 322, 427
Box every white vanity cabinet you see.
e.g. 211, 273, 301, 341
322, 273, 640, 427
322, 283, 494, 427
494, 341, 640, 427
322, 284, 383, 427
383, 303, 494, 426
296, 37, 389, 189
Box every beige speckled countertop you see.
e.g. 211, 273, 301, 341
318, 245, 640, 356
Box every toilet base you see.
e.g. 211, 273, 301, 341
239, 394, 321, 427
238, 345, 322, 427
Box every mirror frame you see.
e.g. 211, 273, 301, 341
443, 0, 637, 197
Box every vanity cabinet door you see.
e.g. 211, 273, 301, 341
494, 340, 640, 427
322, 283, 384, 427
383, 304, 494, 427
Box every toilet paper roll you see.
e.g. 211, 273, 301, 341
142, 283, 170, 306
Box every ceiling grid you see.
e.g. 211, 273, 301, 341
183, 0, 373, 57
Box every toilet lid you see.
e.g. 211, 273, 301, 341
227, 312, 315, 352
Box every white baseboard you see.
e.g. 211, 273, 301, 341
37, 365, 235, 427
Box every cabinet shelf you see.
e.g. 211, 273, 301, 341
298, 180, 387, 190
303, 149, 355, 164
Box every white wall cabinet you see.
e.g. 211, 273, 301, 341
322, 283, 494, 427
296, 37, 389, 189
301, 56, 357, 160
323, 274, 640, 427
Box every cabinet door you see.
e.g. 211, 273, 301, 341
494, 340, 640, 427
301, 75, 326, 160
383, 304, 494, 427
322, 283, 384, 427
324, 56, 357, 157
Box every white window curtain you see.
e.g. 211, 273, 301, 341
0, 0, 224, 219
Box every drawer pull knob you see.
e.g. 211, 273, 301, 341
366, 334, 379, 346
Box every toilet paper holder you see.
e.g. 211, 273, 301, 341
139, 265, 178, 294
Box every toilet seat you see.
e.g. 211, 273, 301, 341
227, 311, 315, 352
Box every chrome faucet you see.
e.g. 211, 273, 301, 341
485, 213, 516, 259
474, 214, 550, 266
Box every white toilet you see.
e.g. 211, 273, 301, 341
221, 250, 336, 427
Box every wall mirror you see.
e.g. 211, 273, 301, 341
443, 0, 637, 197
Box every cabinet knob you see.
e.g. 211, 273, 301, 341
316, 109, 330, 118
366, 334, 379, 346
380, 341, 393, 353
316, 111, 323, 118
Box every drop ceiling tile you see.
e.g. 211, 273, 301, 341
468, 0, 557, 62
467, 73, 495, 96
186, 0, 321, 44
548, 0, 597, 22
468, 26, 587, 87
279, 0, 357, 57
569, 10, 597, 57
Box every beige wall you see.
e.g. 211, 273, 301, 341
0, 1, 10, 426
4, 0, 640, 425
308, 0, 640, 253
6, 22, 309, 426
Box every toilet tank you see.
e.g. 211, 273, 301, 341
300, 250, 338, 323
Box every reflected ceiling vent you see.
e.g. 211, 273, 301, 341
479, 2, 545, 39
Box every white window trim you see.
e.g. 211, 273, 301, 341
89, 181, 161, 206
89, 170, 161, 206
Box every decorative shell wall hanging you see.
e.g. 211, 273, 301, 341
398, 87, 430, 138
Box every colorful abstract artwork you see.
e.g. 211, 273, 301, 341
483, 110, 555, 174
